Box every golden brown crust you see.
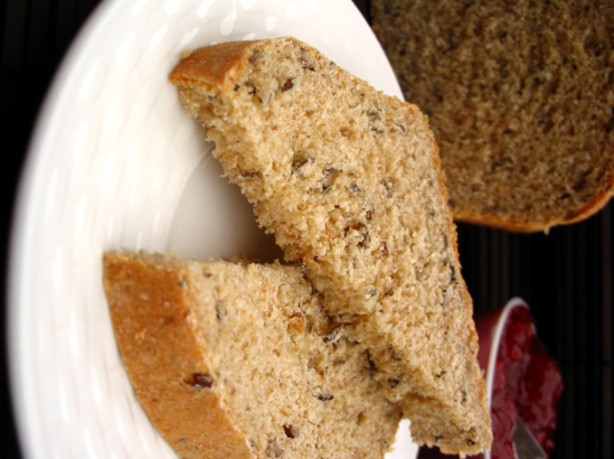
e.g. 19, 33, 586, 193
171, 41, 256, 91
103, 252, 252, 459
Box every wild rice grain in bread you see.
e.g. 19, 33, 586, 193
372, 0, 614, 232
103, 251, 401, 459
170, 37, 491, 455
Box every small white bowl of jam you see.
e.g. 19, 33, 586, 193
419, 298, 563, 459
477, 298, 563, 458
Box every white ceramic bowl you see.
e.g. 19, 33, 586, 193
476, 297, 530, 459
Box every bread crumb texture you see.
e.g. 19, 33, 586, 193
372, 0, 614, 231
170, 37, 491, 455
103, 251, 400, 458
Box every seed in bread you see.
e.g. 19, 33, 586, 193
170, 37, 491, 455
103, 251, 401, 459
372, 0, 614, 232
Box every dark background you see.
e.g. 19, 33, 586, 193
2, 0, 611, 458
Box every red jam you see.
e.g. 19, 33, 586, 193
490, 306, 563, 457
418, 304, 563, 459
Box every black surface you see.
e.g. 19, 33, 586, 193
2, 1, 612, 458
2, 1, 105, 457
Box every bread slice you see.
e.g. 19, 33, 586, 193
170, 37, 491, 455
103, 251, 401, 459
372, 0, 614, 232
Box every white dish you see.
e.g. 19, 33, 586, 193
8, 0, 416, 458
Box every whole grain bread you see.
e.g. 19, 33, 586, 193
170, 37, 491, 455
372, 0, 614, 232
103, 251, 401, 459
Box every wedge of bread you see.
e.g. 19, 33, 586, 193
372, 0, 614, 232
170, 37, 491, 455
103, 251, 401, 459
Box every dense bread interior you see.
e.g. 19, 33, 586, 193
189, 259, 401, 458
372, 0, 614, 231
104, 252, 400, 458
170, 38, 491, 454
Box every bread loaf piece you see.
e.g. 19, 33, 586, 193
103, 251, 401, 459
372, 0, 614, 232
170, 37, 491, 455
